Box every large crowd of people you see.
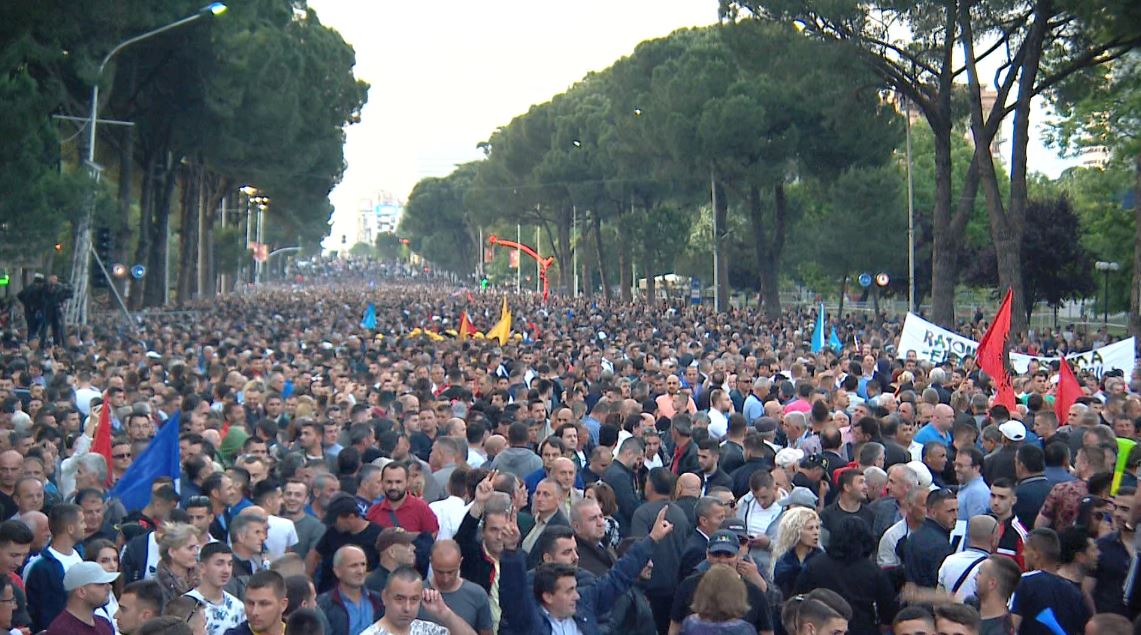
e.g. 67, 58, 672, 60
0, 267, 1138, 635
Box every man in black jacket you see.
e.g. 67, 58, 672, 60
603, 436, 644, 534
902, 488, 958, 588
678, 496, 726, 580
696, 438, 732, 495
15, 275, 44, 344
572, 499, 617, 577
730, 431, 776, 499
630, 468, 691, 635
454, 473, 517, 634
668, 415, 700, 477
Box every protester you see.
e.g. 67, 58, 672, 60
44, 561, 118, 635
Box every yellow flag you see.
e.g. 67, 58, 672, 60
485, 297, 512, 345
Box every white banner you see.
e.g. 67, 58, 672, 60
898, 313, 1135, 378
899, 314, 978, 364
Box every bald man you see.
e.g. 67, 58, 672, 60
316, 545, 383, 635
937, 515, 999, 601
19, 511, 49, 555
674, 473, 703, 528
429, 540, 494, 635
0, 451, 22, 518
483, 435, 507, 462
915, 404, 955, 447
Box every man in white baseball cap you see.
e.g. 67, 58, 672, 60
43, 561, 119, 634
984, 421, 1027, 484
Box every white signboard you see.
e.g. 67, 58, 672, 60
898, 313, 1135, 378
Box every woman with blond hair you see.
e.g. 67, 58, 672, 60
680, 564, 756, 635
771, 507, 823, 597
155, 523, 202, 603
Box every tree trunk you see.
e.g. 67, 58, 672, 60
745, 185, 783, 321
143, 154, 178, 308
959, 0, 1038, 336
1131, 153, 1141, 343
197, 177, 214, 298
930, 126, 958, 326
557, 209, 572, 293
618, 247, 632, 302
999, 2, 1051, 337
581, 219, 593, 298
714, 180, 729, 312
115, 122, 134, 299
591, 209, 609, 300
129, 153, 157, 309
838, 274, 848, 316
176, 163, 200, 304
643, 252, 655, 306
762, 184, 787, 320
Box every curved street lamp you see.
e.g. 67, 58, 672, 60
70, 3, 227, 325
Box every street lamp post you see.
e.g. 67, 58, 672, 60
68, 2, 227, 325
1096, 261, 1120, 327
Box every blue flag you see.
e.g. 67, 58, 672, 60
109, 410, 182, 512
811, 303, 826, 352
829, 326, 842, 352
360, 303, 377, 330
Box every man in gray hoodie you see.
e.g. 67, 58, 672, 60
490, 423, 543, 478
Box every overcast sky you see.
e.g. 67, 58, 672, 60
306, 0, 1080, 245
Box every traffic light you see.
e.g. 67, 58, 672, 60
480, 275, 489, 290
92, 227, 113, 288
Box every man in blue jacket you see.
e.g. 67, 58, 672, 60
25, 503, 85, 632
500, 505, 674, 635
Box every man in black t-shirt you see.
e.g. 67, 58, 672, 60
307, 493, 382, 593
669, 530, 774, 635
1010, 528, 1090, 635
819, 469, 874, 540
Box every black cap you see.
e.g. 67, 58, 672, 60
753, 416, 778, 434
324, 493, 361, 525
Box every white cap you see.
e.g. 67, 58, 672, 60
906, 460, 934, 489
999, 420, 1027, 442
63, 561, 120, 591
775, 447, 805, 469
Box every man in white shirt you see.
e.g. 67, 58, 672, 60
430, 469, 472, 542
735, 470, 780, 571
251, 481, 298, 561
937, 514, 997, 600
706, 389, 732, 440
73, 372, 102, 418
185, 542, 245, 635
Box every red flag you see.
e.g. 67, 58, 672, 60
458, 312, 477, 340
91, 392, 114, 487
1054, 357, 1083, 425
977, 288, 1016, 410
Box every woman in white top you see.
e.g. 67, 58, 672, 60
85, 538, 122, 626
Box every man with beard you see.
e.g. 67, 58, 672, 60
365, 463, 439, 537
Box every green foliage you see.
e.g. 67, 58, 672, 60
0, 59, 94, 262
1048, 53, 1140, 165
400, 162, 480, 276
214, 225, 245, 275
0, 0, 367, 304
375, 233, 403, 261
1056, 166, 1134, 312
348, 242, 377, 258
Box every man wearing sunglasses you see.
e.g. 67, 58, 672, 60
668, 530, 773, 635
